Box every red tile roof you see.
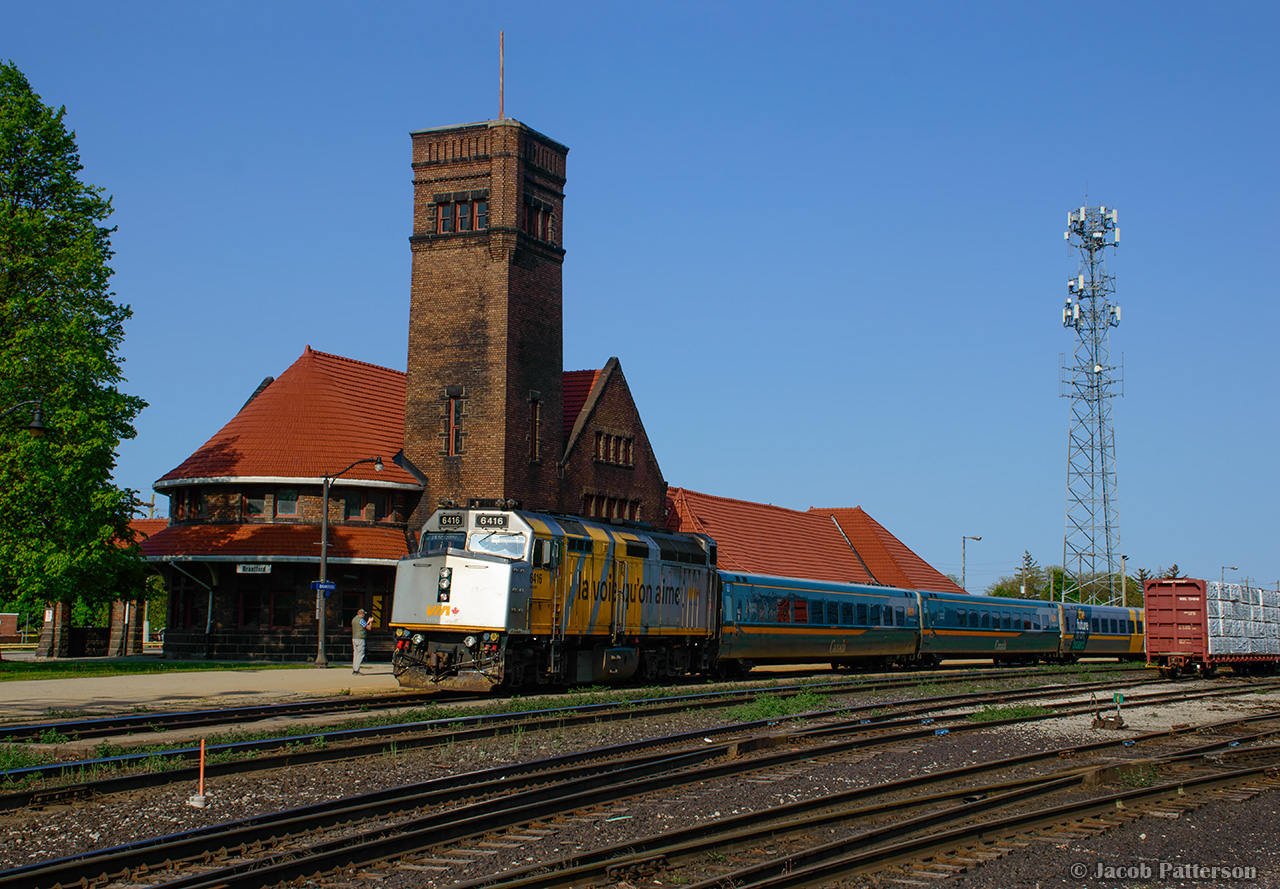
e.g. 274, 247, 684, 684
810, 507, 965, 594
157, 347, 418, 487
128, 518, 169, 542
562, 368, 602, 440
667, 487, 963, 593
140, 523, 409, 562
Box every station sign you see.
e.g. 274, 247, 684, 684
237, 564, 272, 574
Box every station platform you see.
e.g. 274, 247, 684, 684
0, 657, 399, 723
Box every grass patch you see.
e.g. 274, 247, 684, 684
967, 704, 1053, 723
726, 689, 828, 723
0, 742, 51, 774
0, 658, 307, 682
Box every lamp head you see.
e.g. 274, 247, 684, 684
374, 457, 384, 473
26, 404, 46, 438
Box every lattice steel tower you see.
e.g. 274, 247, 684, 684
1059, 205, 1123, 605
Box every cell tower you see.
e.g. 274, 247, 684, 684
1059, 205, 1123, 605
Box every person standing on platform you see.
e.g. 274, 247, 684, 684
351, 609, 371, 673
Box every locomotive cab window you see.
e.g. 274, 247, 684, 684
422, 531, 466, 556
470, 532, 527, 559
532, 537, 560, 568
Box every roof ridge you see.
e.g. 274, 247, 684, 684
307, 348, 407, 378
677, 487, 824, 517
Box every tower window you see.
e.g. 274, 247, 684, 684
522, 196, 554, 242
446, 396, 464, 456
434, 200, 488, 235
529, 398, 541, 461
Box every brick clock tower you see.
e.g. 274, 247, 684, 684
403, 120, 569, 519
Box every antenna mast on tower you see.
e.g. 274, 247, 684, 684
1059, 205, 1123, 605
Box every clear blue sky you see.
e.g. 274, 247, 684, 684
8, 1, 1277, 592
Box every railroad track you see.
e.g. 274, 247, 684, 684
0, 663, 1150, 744
0, 668, 1177, 807
3, 677, 1275, 888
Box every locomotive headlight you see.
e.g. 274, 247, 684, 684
463, 635, 478, 649
438, 567, 452, 590
411, 633, 425, 645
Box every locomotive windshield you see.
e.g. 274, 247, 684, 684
469, 531, 527, 560
421, 531, 466, 556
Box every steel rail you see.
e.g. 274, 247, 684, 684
689, 760, 1280, 889
0, 675, 1184, 886
45, 692, 1280, 889
0, 669, 1179, 808
457, 712, 1280, 889
0, 663, 1142, 742
0, 691, 452, 743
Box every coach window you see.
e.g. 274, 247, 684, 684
1092, 617, 1100, 633
856, 602, 868, 626
777, 599, 790, 622
980, 612, 990, 629
1032, 614, 1041, 631
1111, 618, 1119, 634
1001, 612, 1010, 630
895, 606, 905, 627
882, 605, 893, 627
794, 599, 808, 622
841, 603, 854, 626
870, 603, 881, 625
957, 609, 967, 628
1136, 618, 1144, 634
826, 602, 839, 624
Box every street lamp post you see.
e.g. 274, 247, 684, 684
1221, 565, 1238, 586
316, 456, 383, 667
1120, 554, 1128, 607
961, 535, 981, 592
1, 399, 46, 436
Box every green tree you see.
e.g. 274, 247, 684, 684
0, 61, 147, 637
983, 551, 1046, 600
